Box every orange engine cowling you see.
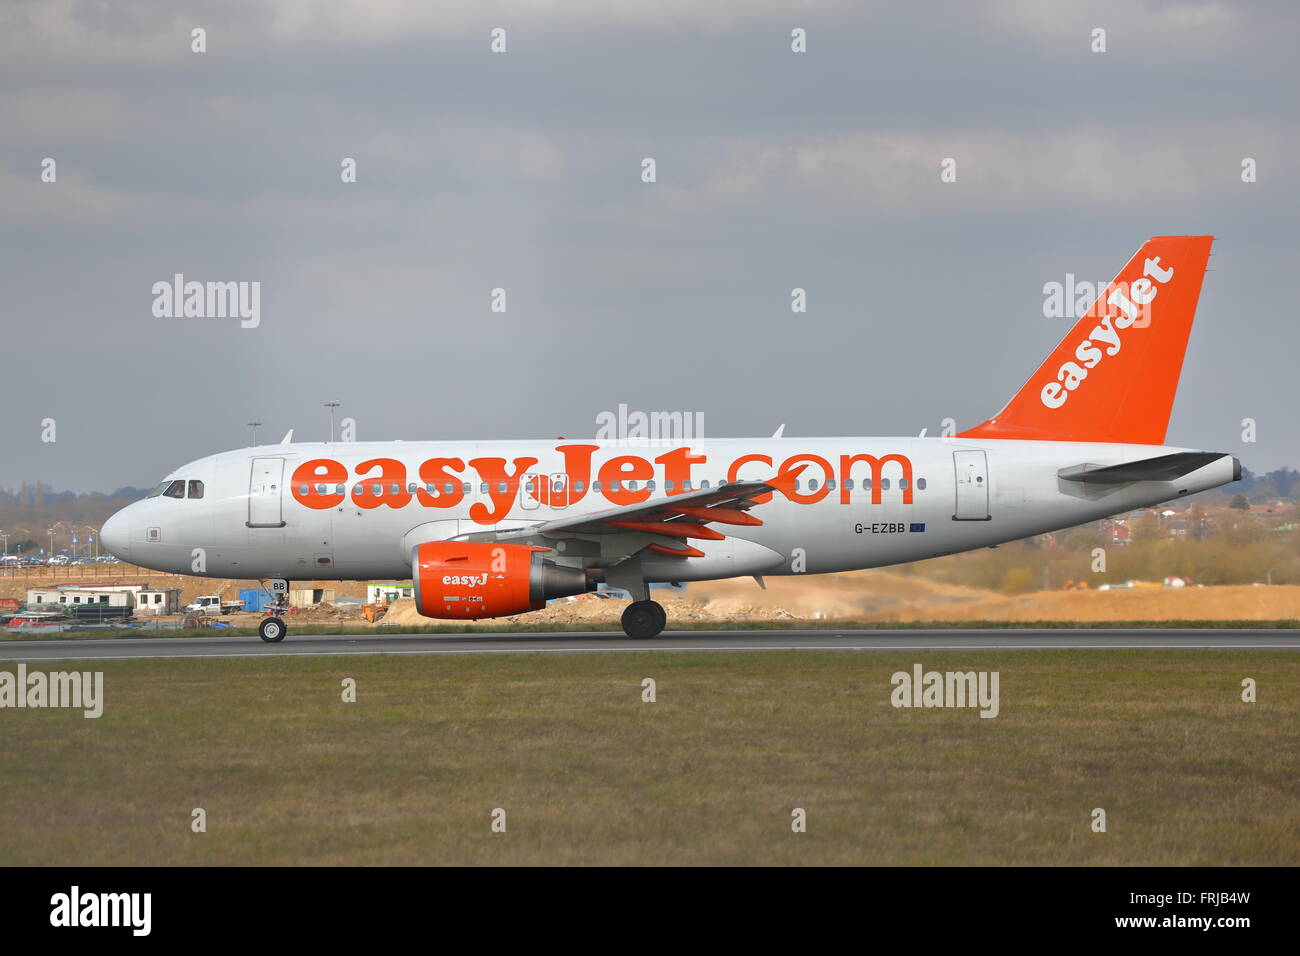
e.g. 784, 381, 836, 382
411, 541, 593, 620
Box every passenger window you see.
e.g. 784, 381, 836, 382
647, 481, 656, 491
353, 484, 363, 495
574, 481, 585, 493
845, 479, 855, 490
682, 480, 692, 491
480, 483, 489, 494
610, 481, 622, 492
372, 484, 382, 496
525, 481, 535, 494
163, 480, 185, 499
462, 482, 471, 494
881, 478, 890, 490
390, 484, 399, 495
665, 480, 675, 492
592, 481, 602, 492
808, 479, 819, 492
917, 478, 927, 490
188, 480, 204, 499
498, 482, 507, 494
299, 485, 310, 496
826, 479, 836, 491
899, 478, 909, 490
701, 480, 710, 489
335, 484, 346, 495
407, 483, 418, 493
316, 484, 329, 495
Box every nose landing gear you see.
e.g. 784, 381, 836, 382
258, 579, 290, 643
258, 615, 286, 643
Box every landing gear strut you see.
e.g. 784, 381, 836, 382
622, 600, 666, 639
259, 579, 290, 643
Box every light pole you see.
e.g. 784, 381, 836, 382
324, 401, 341, 442
247, 421, 262, 446
0, 530, 8, 556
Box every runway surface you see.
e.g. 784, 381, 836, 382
0, 629, 1297, 661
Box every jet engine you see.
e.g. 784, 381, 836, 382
411, 541, 593, 620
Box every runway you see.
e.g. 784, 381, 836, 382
0, 628, 1296, 661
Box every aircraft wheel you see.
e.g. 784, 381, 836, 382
259, 616, 287, 643
622, 600, 665, 639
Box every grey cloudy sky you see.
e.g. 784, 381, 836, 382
2, 0, 1297, 492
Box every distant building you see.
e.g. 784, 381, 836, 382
290, 587, 336, 607
26, 584, 180, 613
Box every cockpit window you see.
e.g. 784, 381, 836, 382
187, 480, 204, 499
163, 480, 185, 499
146, 482, 170, 498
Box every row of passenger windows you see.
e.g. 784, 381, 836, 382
297, 477, 929, 496
148, 479, 204, 499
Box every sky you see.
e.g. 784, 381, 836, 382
2, 0, 1297, 492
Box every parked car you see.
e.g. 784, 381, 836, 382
184, 595, 246, 616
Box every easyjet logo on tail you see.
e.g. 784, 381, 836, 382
1040, 256, 1175, 410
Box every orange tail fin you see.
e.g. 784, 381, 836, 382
959, 235, 1213, 445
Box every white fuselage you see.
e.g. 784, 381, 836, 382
101, 437, 1237, 584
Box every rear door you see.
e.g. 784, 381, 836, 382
248, 458, 286, 527
952, 450, 990, 520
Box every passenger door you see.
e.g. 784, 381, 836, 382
248, 458, 286, 528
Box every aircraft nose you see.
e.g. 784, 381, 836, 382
101, 509, 130, 558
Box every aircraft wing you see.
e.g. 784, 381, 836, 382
462, 468, 805, 559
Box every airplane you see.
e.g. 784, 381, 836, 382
101, 235, 1238, 643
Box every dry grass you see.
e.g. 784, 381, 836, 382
1, 651, 1296, 865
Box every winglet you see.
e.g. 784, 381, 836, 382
280, 429, 294, 444
765, 463, 808, 499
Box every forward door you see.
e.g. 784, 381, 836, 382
248, 458, 286, 527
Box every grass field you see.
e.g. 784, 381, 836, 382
1, 651, 1296, 865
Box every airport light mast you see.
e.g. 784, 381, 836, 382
324, 401, 341, 443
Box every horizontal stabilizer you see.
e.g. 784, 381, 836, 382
1058, 451, 1229, 485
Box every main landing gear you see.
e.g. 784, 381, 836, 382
621, 600, 666, 639
259, 578, 290, 643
